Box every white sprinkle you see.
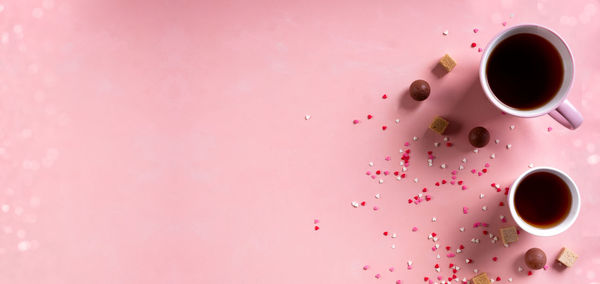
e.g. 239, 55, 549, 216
402, 167, 407, 172
506, 144, 512, 149
432, 217, 437, 222
391, 244, 396, 249
399, 149, 403, 153
495, 184, 500, 189
499, 215, 504, 220
1, 205, 9, 213
456, 248, 462, 253
491, 279, 495, 283
435, 244, 440, 248
369, 162, 374, 167
418, 193, 423, 198
495, 139, 500, 144
396, 176, 402, 181
414, 178, 418, 183
459, 227, 465, 232
466, 259, 471, 263
375, 193, 381, 199
436, 254, 441, 259
476, 239, 480, 243
441, 164, 447, 169
400, 161, 404, 166
518, 266, 524, 272
504, 244, 509, 248
456, 266, 460, 271
480, 193, 485, 199
304, 114, 311, 120
434, 142, 440, 147
490, 153, 496, 159
17, 241, 30, 251
351, 201, 359, 208
378, 179, 384, 184
443, 137, 449, 142
413, 136, 418, 141
509, 125, 515, 130
407, 260, 413, 266
428, 234, 433, 239
482, 206, 488, 211
528, 163, 534, 168
508, 277, 513, 282
459, 165, 464, 170
474, 269, 479, 273
474, 149, 479, 153
392, 233, 397, 238
462, 158, 467, 163
443, 30, 449, 35
435, 267, 441, 272
433, 236, 439, 242
395, 119, 400, 123
462, 277, 467, 282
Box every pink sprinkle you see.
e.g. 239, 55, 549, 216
432, 246, 437, 251
450, 181, 456, 185
396, 281, 402, 284
447, 253, 456, 258
463, 207, 469, 214
385, 156, 391, 161
366, 171, 371, 175
314, 219, 320, 224
471, 169, 476, 174
548, 127, 553, 132
353, 120, 360, 125
404, 142, 410, 147
384, 171, 390, 176
474, 222, 481, 228
461, 185, 468, 190
451, 170, 457, 175
363, 265, 370, 270
543, 265, 549, 270
502, 218, 507, 223
437, 276, 443, 280
373, 206, 379, 211
502, 21, 507, 26
451, 175, 457, 180
482, 223, 489, 227
478, 172, 482, 176
485, 163, 490, 167
429, 281, 433, 284
389, 267, 395, 272
407, 265, 412, 270
375, 274, 381, 279
412, 226, 418, 232
473, 28, 479, 33
478, 47, 483, 52
371, 175, 376, 179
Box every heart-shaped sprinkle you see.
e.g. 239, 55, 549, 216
367, 114, 373, 119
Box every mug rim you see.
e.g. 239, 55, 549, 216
479, 23, 575, 117
508, 166, 581, 237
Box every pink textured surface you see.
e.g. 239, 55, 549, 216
1, 0, 600, 283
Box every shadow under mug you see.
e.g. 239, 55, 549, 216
479, 24, 583, 130
508, 167, 581, 236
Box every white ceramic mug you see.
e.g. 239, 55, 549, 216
480, 24, 583, 129
508, 167, 581, 236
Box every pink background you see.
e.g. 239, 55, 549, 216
1, 0, 600, 283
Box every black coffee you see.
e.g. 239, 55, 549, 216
515, 171, 572, 228
486, 33, 564, 110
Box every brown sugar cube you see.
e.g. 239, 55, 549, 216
499, 226, 518, 245
429, 116, 449, 134
556, 247, 578, 267
470, 272, 491, 284
439, 54, 457, 72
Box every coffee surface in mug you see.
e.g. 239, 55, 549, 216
515, 171, 572, 228
486, 33, 564, 110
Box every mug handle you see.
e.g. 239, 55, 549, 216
548, 99, 583, 130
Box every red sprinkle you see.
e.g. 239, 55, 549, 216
408, 199, 413, 204
434, 264, 440, 268
499, 202, 505, 206
424, 277, 429, 281
376, 170, 381, 175
432, 232, 437, 237
401, 174, 406, 178
314, 226, 320, 231
496, 277, 501, 281
471, 42, 477, 48
528, 271, 533, 276
422, 188, 427, 192
394, 171, 399, 176
383, 231, 388, 236
483, 230, 489, 235
382, 94, 388, 99
492, 257, 498, 262
361, 201, 366, 206
442, 180, 447, 184
446, 142, 453, 147
435, 182, 440, 186
449, 263, 454, 268
445, 246, 451, 251
382, 126, 387, 131
367, 114, 373, 119
457, 181, 463, 185
459, 245, 465, 249
482, 169, 488, 173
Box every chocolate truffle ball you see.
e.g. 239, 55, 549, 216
525, 248, 547, 270
409, 79, 430, 101
468, 126, 490, 148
